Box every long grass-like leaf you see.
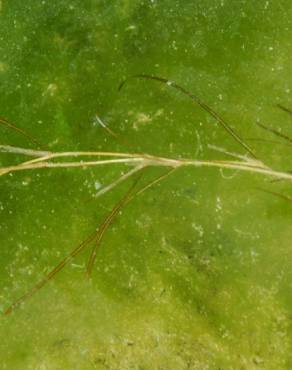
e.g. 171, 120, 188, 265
86, 167, 176, 277
119, 74, 256, 159
277, 104, 292, 117
0, 117, 42, 147
4, 230, 98, 315
256, 121, 292, 145
4, 167, 176, 314
257, 187, 292, 203
86, 175, 141, 277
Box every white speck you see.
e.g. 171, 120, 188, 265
45, 83, 58, 97
192, 223, 204, 237
216, 196, 222, 212
125, 25, 136, 31
172, 40, 178, 50
22, 177, 31, 186
94, 180, 102, 190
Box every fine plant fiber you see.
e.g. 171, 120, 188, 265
0, 117, 42, 148
119, 74, 257, 158
256, 121, 292, 145
257, 187, 292, 203
5, 175, 143, 314
4, 166, 176, 314
2, 76, 292, 315
86, 172, 143, 278
277, 103, 292, 116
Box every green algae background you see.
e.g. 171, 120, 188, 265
1, 0, 292, 369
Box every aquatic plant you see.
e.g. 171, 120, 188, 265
1, 75, 291, 315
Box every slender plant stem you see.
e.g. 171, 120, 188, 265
0, 145, 51, 157
94, 165, 144, 199
1, 146, 292, 181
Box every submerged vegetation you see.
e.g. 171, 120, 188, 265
1, 75, 292, 316
1, 1, 292, 368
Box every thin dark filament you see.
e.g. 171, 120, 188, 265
4, 230, 98, 315
245, 137, 292, 148
119, 74, 256, 159
86, 178, 140, 277
257, 187, 292, 203
0, 117, 42, 147
4, 168, 176, 314
277, 104, 292, 117
94, 114, 132, 149
135, 167, 176, 195
86, 167, 176, 277
256, 121, 292, 145
4, 180, 138, 315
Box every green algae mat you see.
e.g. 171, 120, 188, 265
1, 1, 292, 369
